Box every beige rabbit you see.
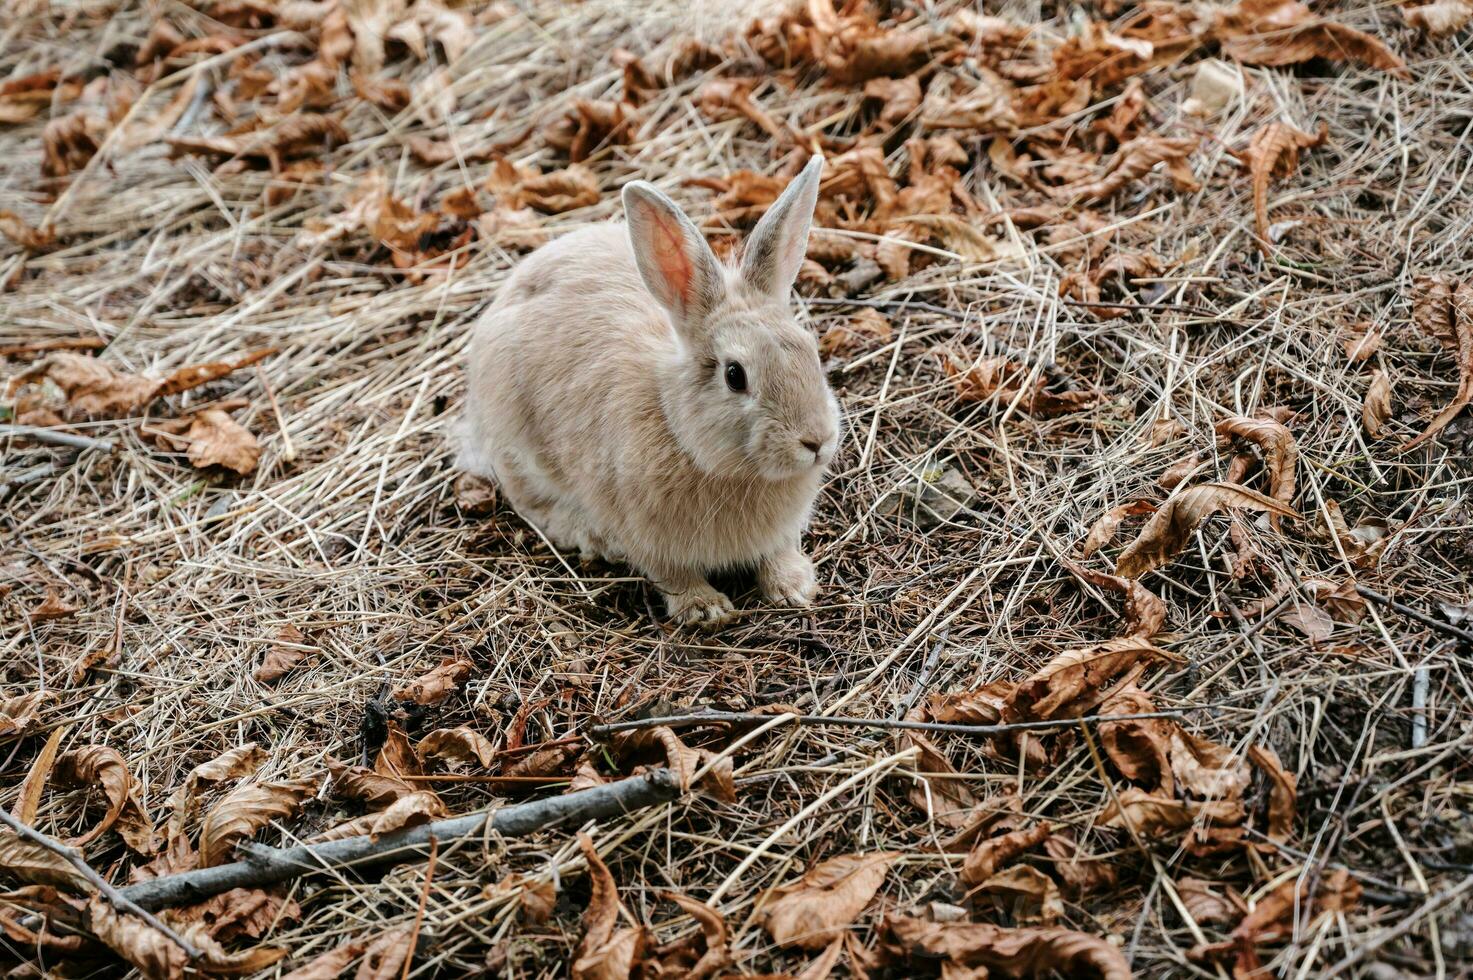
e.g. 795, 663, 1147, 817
459, 157, 839, 624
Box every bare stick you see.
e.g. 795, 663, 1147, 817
1411, 665, 1430, 750
0, 809, 201, 959
1356, 585, 1473, 647
117, 769, 679, 912
0, 424, 115, 454
588, 707, 1203, 739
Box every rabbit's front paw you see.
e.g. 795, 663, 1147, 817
759, 550, 817, 608
663, 583, 736, 627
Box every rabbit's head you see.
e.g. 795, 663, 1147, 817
622, 157, 840, 482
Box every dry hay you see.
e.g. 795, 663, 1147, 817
2, 0, 1473, 977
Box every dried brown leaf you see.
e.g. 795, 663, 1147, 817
1081, 500, 1156, 559
0, 211, 55, 252
0, 832, 89, 890
1402, 280, 1472, 451
279, 939, 367, 980
960, 824, 1050, 885
353, 925, 412, 980
1362, 369, 1393, 438
1404, 0, 1473, 32
165, 742, 267, 842
761, 851, 897, 950
392, 656, 473, 705
819, 308, 893, 358
881, 914, 1131, 980
417, 727, 497, 768
1177, 877, 1239, 924
1215, 0, 1407, 74
28, 587, 78, 621
973, 864, 1064, 923
573, 833, 649, 980
1114, 482, 1300, 579
254, 624, 314, 684
198, 778, 317, 868
180, 409, 261, 474
1099, 684, 1174, 792
1005, 637, 1177, 724
610, 726, 734, 801
902, 731, 980, 828
0, 691, 52, 738
1248, 744, 1297, 843
942, 354, 1097, 416
53, 746, 154, 851
1050, 136, 1198, 203
87, 896, 286, 980
1239, 121, 1327, 254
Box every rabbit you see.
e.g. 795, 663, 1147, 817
458, 156, 840, 625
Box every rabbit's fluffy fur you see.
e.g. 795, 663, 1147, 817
459, 158, 839, 624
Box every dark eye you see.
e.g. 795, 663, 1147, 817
724, 362, 747, 392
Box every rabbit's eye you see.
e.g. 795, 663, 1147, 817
724, 362, 748, 392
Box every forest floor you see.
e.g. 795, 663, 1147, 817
2, 0, 1472, 977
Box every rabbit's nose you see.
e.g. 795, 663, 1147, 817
801, 437, 822, 456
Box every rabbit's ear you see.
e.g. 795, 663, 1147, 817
741, 155, 823, 299
622, 181, 724, 327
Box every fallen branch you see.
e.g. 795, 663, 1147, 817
588, 708, 1202, 739
0, 809, 201, 959
1356, 584, 1473, 647
118, 769, 679, 911
0, 424, 116, 454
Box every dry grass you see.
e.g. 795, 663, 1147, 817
3, 0, 1473, 977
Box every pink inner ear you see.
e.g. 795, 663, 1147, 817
646, 207, 693, 308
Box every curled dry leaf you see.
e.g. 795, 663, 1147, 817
1158, 453, 1200, 490
1059, 560, 1167, 639
328, 759, 415, 807
361, 790, 445, 836
87, 897, 287, 980
1363, 370, 1393, 438
649, 890, 732, 980
0, 690, 51, 737
760, 851, 897, 950
1192, 869, 1360, 977
818, 308, 892, 358
417, 726, 497, 768
1402, 279, 1472, 451
54, 746, 155, 852
1081, 500, 1156, 559
1247, 744, 1297, 843
198, 778, 318, 868
942, 354, 1097, 416
1239, 121, 1327, 254
1042, 831, 1117, 898
791, 0, 957, 83
1340, 322, 1381, 363
175, 409, 261, 474
881, 914, 1131, 980
919, 69, 1017, 133
28, 587, 78, 621
1168, 728, 1250, 800
166, 113, 348, 169
925, 679, 1015, 726
392, 656, 473, 705
1004, 637, 1178, 724
960, 823, 1050, 885
1214, 0, 1407, 75
573, 834, 650, 980
1214, 416, 1297, 528
973, 864, 1064, 923
901, 730, 980, 828
165, 742, 267, 842
1114, 482, 1300, 580
174, 887, 300, 944
351, 924, 413, 980
1404, 0, 1473, 33
6, 349, 272, 421
1412, 274, 1462, 349
610, 725, 734, 801
1177, 877, 1239, 924
254, 624, 314, 684
279, 939, 367, 980
1050, 136, 1198, 203
487, 157, 601, 213
864, 74, 923, 129
1099, 684, 1175, 792
1097, 787, 1244, 843
1281, 601, 1334, 645
0, 833, 90, 890
0, 210, 55, 252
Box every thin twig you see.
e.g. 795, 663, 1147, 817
0, 809, 202, 960
587, 707, 1205, 739
0, 424, 116, 454
1356, 585, 1473, 647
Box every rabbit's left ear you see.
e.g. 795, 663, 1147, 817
741, 156, 823, 299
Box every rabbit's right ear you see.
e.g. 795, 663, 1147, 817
622, 181, 724, 329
